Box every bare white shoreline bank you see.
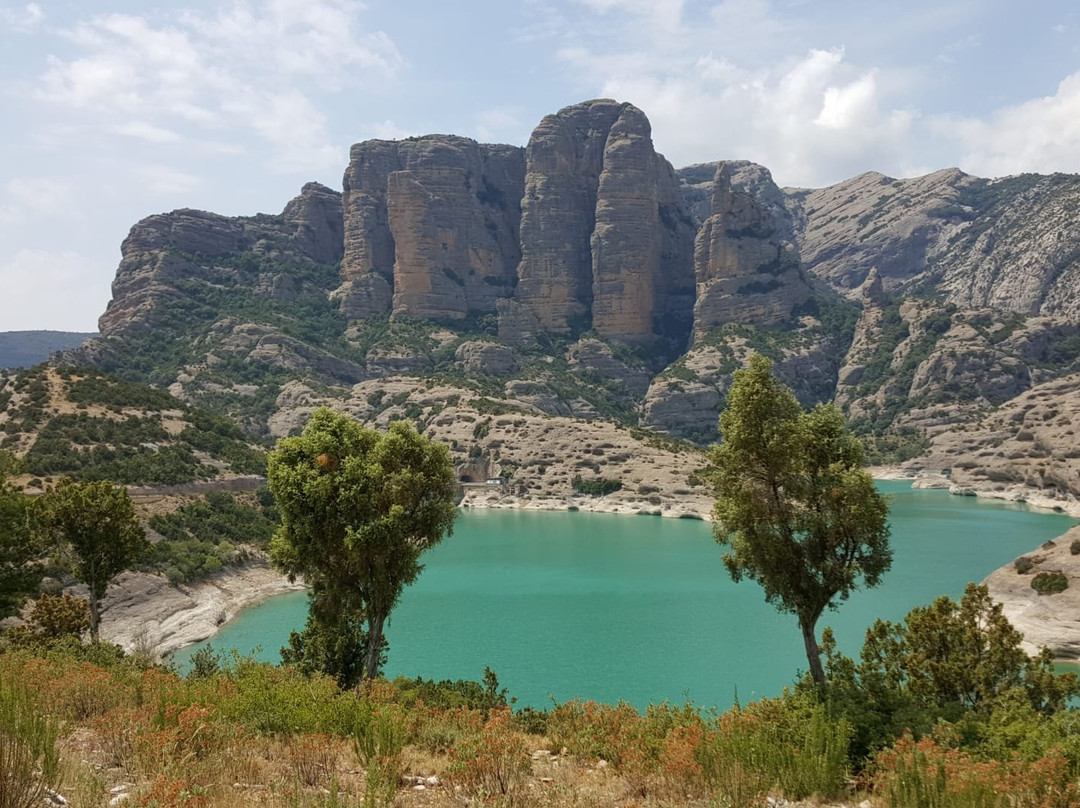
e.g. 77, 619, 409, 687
96, 560, 305, 661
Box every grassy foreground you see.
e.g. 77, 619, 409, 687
2, 641, 1079, 808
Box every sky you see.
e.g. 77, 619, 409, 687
2, 0, 1080, 332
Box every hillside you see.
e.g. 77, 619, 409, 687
0, 330, 95, 368
54, 97, 1080, 511
0, 365, 265, 490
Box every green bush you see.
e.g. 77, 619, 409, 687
1015, 556, 1035, 574
571, 476, 622, 496
146, 492, 279, 582
0, 678, 62, 808
1070, 539, 1080, 556
1031, 571, 1068, 595
216, 656, 370, 736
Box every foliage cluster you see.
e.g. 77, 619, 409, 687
570, 475, 623, 496
2, 602, 1079, 808
268, 409, 458, 684
1031, 571, 1069, 595
145, 491, 279, 583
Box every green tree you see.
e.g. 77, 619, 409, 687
821, 583, 1078, 759
42, 479, 148, 640
268, 408, 458, 682
860, 583, 1077, 715
710, 354, 891, 686
0, 473, 38, 619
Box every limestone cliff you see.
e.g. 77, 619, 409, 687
337, 136, 524, 321
98, 182, 344, 338
504, 99, 695, 348
691, 162, 809, 340
786, 168, 975, 296
62, 99, 1080, 512
788, 169, 1080, 321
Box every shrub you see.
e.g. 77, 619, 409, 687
0, 679, 61, 808
288, 733, 342, 788
1032, 571, 1069, 595
354, 707, 405, 808
571, 476, 623, 496
4, 594, 90, 648
1015, 556, 1035, 574
445, 710, 531, 802
873, 735, 1078, 808
698, 698, 851, 803
1070, 539, 1080, 556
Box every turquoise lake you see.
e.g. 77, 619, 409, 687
171, 482, 1076, 709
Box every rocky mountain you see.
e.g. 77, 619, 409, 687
55, 98, 1080, 512
0, 331, 96, 369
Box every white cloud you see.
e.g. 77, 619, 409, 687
371, 120, 418, 140
0, 2, 43, 31
935, 71, 1080, 177
131, 165, 201, 195
562, 44, 919, 186
0, 178, 75, 223
113, 121, 183, 143
474, 108, 528, 142
33, 0, 403, 172
575, 0, 683, 28
0, 249, 103, 331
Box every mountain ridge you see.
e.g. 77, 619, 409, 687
51, 98, 1080, 511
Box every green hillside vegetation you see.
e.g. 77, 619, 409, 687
1, 587, 1078, 808
146, 490, 280, 583
0, 367, 267, 487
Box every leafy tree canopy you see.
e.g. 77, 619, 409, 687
268, 407, 458, 682
710, 353, 891, 686
42, 479, 148, 639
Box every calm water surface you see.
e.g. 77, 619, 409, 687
171, 482, 1075, 709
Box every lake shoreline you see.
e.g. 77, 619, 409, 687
97, 558, 305, 661
107, 475, 1079, 664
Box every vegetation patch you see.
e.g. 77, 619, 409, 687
571, 475, 622, 496
1031, 570, 1069, 595
146, 491, 279, 583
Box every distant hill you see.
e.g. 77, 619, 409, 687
0, 331, 96, 369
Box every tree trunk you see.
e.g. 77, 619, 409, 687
88, 588, 100, 642
364, 612, 385, 681
800, 618, 825, 687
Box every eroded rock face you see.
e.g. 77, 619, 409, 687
788, 169, 1080, 322
787, 168, 974, 296
566, 338, 651, 395
506, 99, 695, 347
692, 162, 809, 339
935, 175, 1080, 319
338, 136, 525, 321
455, 341, 519, 376
99, 183, 344, 338
918, 372, 1080, 507
641, 379, 723, 442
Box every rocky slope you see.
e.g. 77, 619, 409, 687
0, 366, 266, 490
984, 527, 1080, 658
785, 169, 1080, 317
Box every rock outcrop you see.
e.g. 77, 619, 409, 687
787, 169, 1080, 322
98, 183, 344, 338
505, 100, 695, 348
691, 162, 809, 339
338, 136, 525, 321
984, 528, 1080, 658
786, 168, 974, 296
